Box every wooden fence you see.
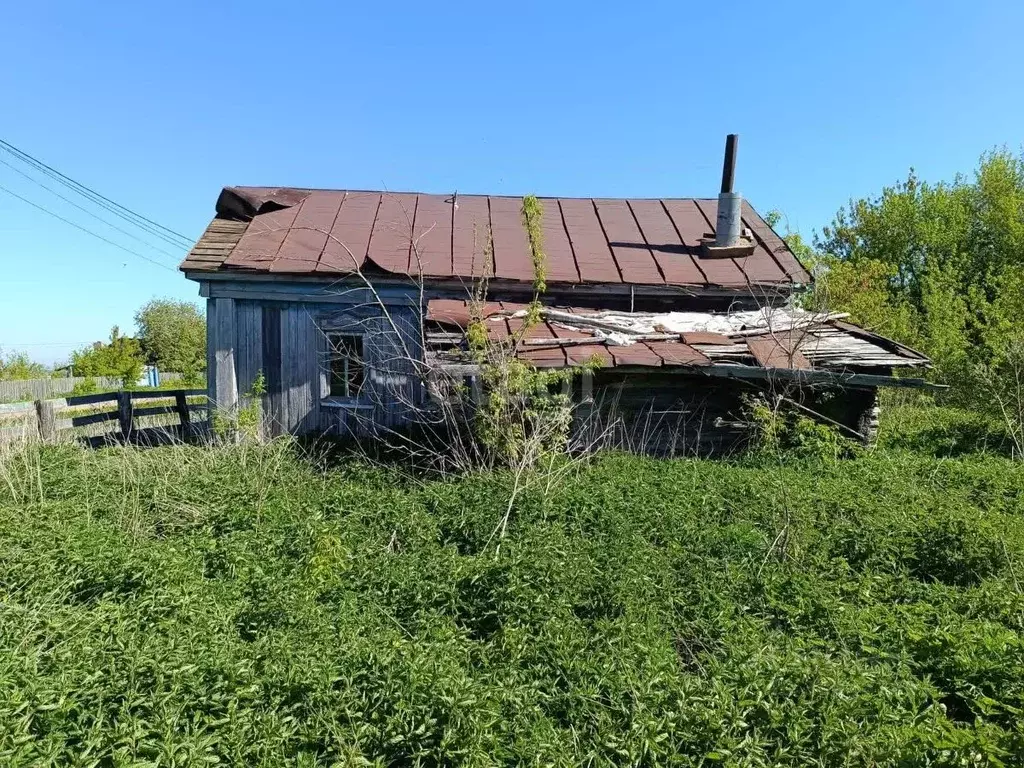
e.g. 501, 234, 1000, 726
0, 388, 208, 447
0, 373, 187, 404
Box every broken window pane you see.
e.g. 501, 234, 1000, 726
328, 334, 364, 398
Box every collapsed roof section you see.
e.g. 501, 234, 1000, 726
425, 300, 933, 390
181, 187, 811, 290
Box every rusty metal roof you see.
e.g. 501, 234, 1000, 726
424, 300, 931, 373
182, 186, 811, 288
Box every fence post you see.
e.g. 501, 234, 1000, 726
35, 399, 56, 442
175, 390, 191, 439
117, 391, 134, 442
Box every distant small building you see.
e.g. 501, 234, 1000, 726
181, 144, 930, 452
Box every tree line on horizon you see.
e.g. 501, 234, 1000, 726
0, 298, 206, 388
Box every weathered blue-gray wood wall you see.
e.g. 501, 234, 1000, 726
205, 280, 423, 437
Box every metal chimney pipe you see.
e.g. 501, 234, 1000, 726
720, 134, 738, 194
715, 134, 743, 247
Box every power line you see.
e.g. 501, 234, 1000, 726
0, 156, 181, 263
0, 138, 193, 249
0, 140, 193, 250
0, 182, 178, 272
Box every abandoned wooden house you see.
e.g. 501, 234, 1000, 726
181, 138, 931, 452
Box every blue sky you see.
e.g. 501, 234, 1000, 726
2, 1, 1021, 365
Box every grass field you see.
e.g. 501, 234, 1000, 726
0, 407, 1022, 766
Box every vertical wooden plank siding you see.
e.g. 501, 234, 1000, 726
313, 301, 424, 436
262, 306, 284, 436
207, 285, 427, 438
312, 319, 331, 431
205, 297, 217, 403
235, 300, 264, 397
377, 304, 423, 428
211, 297, 238, 412
279, 306, 322, 433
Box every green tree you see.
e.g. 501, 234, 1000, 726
70, 326, 145, 386
134, 299, 206, 383
815, 152, 1024, 383
0, 349, 47, 380
808, 149, 1024, 441
767, 210, 921, 343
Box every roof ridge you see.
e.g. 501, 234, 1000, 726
226, 185, 723, 202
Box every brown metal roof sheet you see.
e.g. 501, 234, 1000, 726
594, 199, 664, 284
490, 196, 536, 281
318, 192, 379, 273
565, 344, 615, 366
742, 201, 812, 284
539, 200, 581, 283
368, 192, 418, 273
426, 299, 492, 329
746, 336, 812, 370
185, 186, 810, 290
662, 199, 747, 287
558, 197, 621, 283
410, 194, 454, 277
608, 343, 663, 367
681, 332, 737, 346
648, 341, 712, 366
519, 347, 568, 368
451, 194, 492, 278
627, 199, 707, 285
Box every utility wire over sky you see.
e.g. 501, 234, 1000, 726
0, 138, 192, 272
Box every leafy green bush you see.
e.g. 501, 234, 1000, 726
746, 397, 860, 463
0, 348, 47, 380
70, 326, 144, 386
0, 439, 1022, 765
69, 376, 98, 397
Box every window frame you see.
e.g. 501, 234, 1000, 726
325, 332, 366, 402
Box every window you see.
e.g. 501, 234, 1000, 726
328, 333, 364, 398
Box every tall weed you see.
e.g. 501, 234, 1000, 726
0, 434, 1022, 765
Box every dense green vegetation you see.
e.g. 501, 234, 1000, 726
784, 150, 1024, 453
1, 409, 1022, 766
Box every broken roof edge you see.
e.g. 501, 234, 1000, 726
693, 364, 944, 390
215, 186, 312, 220
423, 300, 934, 386
427, 358, 943, 391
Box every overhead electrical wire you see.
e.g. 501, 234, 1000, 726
0, 138, 194, 250
0, 156, 182, 263
3, 341, 95, 347
0, 182, 177, 272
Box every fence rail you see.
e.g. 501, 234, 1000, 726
0, 388, 208, 447
0, 373, 187, 404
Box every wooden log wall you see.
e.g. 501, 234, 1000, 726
580, 371, 882, 455
580, 371, 753, 456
